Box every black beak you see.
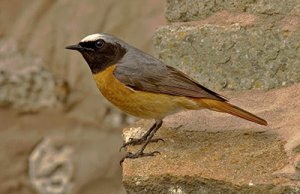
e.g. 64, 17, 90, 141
65, 44, 83, 51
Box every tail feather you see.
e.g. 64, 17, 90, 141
198, 99, 268, 126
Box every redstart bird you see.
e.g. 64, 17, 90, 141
66, 33, 267, 163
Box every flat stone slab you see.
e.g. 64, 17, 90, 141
122, 84, 300, 193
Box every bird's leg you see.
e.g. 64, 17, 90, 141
120, 120, 164, 151
120, 120, 163, 164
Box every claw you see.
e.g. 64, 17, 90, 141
119, 144, 126, 152
119, 150, 161, 165
149, 150, 161, 155
151, 138, 165, 144
119, 120, 164, 165
119, 138, 144, 152
119, 137, 165, 151
120, 152, 133, 166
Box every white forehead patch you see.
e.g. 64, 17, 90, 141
80, 33, 103, 42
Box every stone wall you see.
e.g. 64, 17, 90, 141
153, 0, 300, 90
165, 0, 300, 22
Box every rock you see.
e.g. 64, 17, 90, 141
0, 39, 58, 112
153, 13, 300, 90
122, 83, 300, 193
0, 109, 126, 194
29, 138, 74, 194
165, 0, 300, 22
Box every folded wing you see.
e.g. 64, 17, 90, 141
113, 61, 227, 102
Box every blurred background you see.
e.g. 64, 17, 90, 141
0, 0, 165, 193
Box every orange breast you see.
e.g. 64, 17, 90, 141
92, 65, 199, 119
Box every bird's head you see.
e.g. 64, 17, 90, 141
66, 33, 127, 74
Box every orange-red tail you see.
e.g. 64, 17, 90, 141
198, 99, 268, 126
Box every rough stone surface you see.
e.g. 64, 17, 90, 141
0, 39, 58, 111
123, 83, 300, 193
0, 109, 126, 194
29, 138, 74, 194
153, 15, 300, 90
165, 0, 300, 22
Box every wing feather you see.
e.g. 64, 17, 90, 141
114, 61, 227, 101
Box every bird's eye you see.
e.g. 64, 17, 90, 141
95, 40, 104, 48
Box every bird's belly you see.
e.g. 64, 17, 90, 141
102, 89, 180, 119
93, 65, 198, 119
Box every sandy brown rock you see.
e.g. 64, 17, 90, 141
0, 108, 126, 194
122, 84, 300, 193
0, 39, 58, 112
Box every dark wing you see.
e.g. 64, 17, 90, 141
114, 61, 227, 101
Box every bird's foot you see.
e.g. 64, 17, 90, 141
120, 150, 160, 165
119, 137, 164, 151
